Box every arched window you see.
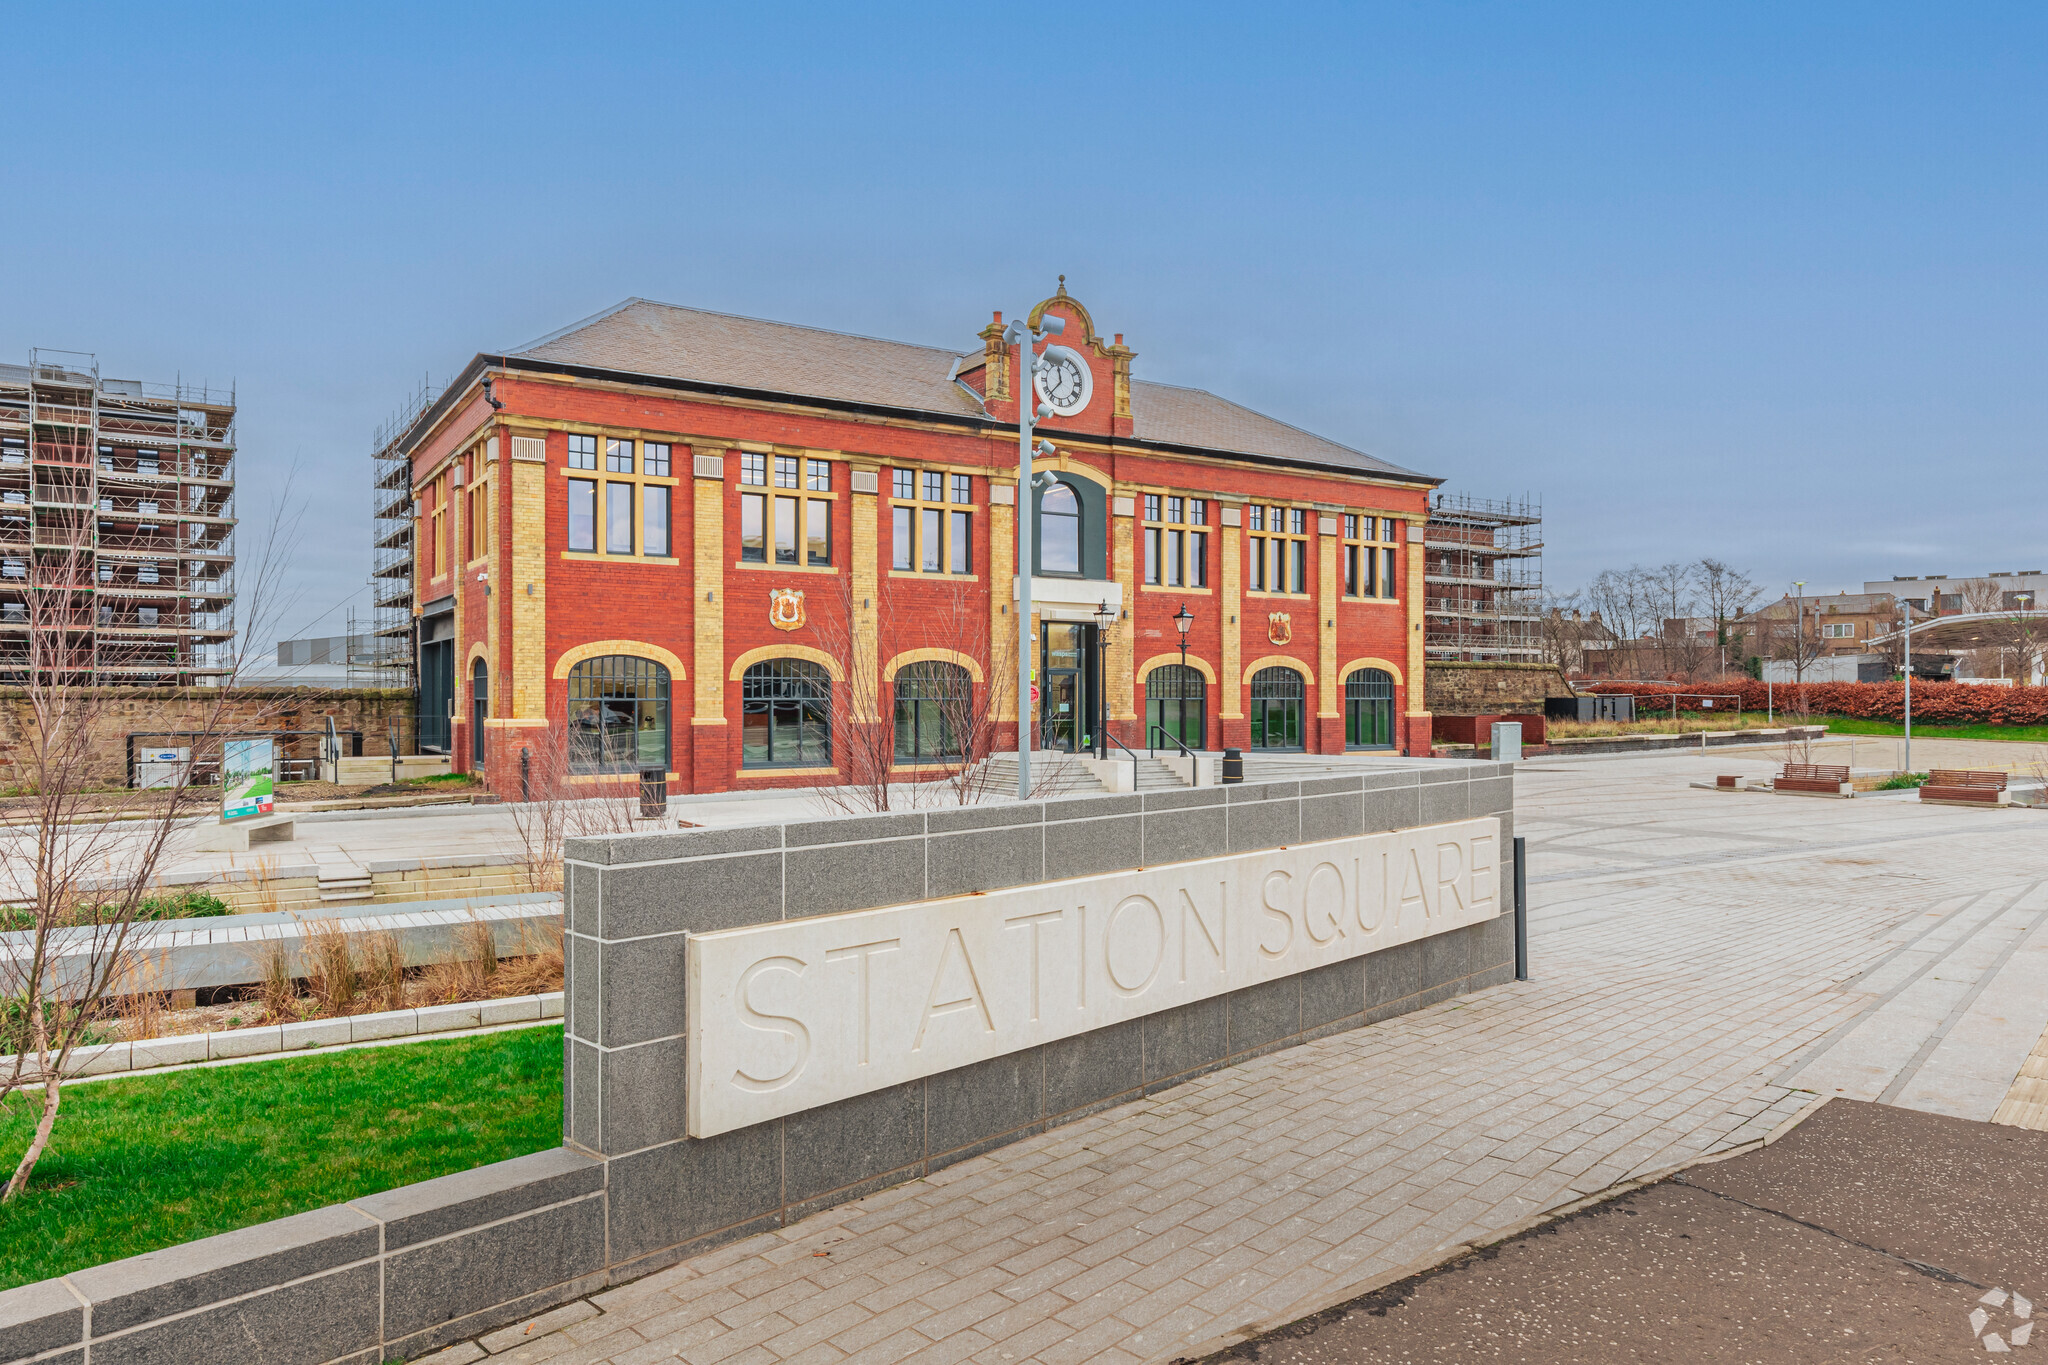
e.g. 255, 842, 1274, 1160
1249, 667, 1305, 750
1345, 668, 1395, 750
893, 661, 967, 761
1145, 664, 1205, 751
742, 658, 831, 767
567, 656, 670, 774
471, 659, 490, 766
1038, 481, 1081, 575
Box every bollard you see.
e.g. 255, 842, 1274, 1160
1221, 748, 1243, 784
520, 747, 531, 803
1513, 834, 1529, 981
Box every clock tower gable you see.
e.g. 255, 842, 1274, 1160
980, 278, 1132, 439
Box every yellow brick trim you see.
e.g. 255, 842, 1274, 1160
728, 644, 846, 682
1338, 656, 1405, 687
988, 500, 1017, 723
1405, 537, 1427, 716
1220, 525, 1243, 717
1109, 504, 1136, 720
882, 648, 986, 685
510, 459, 547, 719
1137, 653, 1217, 684
1242, 654, 1314, 688
551, 640, 687, 681
693, 466, 726, 721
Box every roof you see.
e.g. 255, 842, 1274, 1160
499, 298, 1429, 482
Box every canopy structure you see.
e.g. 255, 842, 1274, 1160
1868, 609, 2045, 653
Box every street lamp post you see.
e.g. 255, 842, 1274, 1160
1002, 310, 1066, 799
1094, 597, 1116, 759
1173, 602, 1194, 670
1902, 602, 1912, 775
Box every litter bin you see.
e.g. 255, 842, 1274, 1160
1221, 748, 1244, 784
639, 767, 668, 818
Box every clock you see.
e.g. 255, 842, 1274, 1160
1033, 345, 1093, 417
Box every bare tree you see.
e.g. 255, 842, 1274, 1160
500, 723, 639, 891
1586, 567, 1655, 669
806, 574, 897, 814
1538, 591, 1590, 676
1697, 559, 1760, 674
924, 583, 1015, 805
0, 486, 302, 1200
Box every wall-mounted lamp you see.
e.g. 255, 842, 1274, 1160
482, 375, 505, 411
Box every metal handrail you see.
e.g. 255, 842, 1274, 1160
1147, 724, 1196, 761
1104, 731, 1138, 765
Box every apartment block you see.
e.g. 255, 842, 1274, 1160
0, 351, 236, 684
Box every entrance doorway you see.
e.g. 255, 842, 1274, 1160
1039, 622, 1100, 754
1145, 663, 1205, 751
471, 659, 489, 766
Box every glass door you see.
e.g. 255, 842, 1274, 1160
1040, 623, 1093, 754
1144, 664, 1205, 750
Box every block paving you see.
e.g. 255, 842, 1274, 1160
439, 750, 2048, 1365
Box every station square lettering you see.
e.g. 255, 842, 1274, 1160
685, 817, 1499, 1137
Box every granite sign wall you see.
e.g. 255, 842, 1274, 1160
686, 818, 1499, 1135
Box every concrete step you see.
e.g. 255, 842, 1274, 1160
318, 888, 377, 903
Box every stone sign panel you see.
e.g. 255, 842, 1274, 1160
685, 816, 1500, 1137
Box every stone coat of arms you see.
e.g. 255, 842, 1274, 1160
1267, 612, 1292, 645
769, 588, 806, 632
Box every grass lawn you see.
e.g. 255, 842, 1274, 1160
0, 1025, 562, 1290
1812, 716, 2048, 744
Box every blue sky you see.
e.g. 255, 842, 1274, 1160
4, 3, 2043, 640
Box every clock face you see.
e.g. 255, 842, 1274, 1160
1033, 345, 1093, 417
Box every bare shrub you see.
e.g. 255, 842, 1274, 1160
304, 920, 360, 1014
503, 725, 640, 892
256, 941, 298, 1022
494, 919, 565, 997
420, 917, 500, 1002
359, 930, 407, 1014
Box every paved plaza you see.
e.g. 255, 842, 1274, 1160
420, 745, 2047, 1364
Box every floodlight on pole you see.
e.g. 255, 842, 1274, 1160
1005, 305, 1070, 799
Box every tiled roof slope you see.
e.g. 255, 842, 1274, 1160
507, 299, 1429, 482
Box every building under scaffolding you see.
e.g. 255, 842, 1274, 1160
0, 350, 236, 685
363, 382, 432, 689
1423, 492, 1542, 662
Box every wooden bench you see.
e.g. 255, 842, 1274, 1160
1921, 769, 2010, 806
1776, 763, 1853, 796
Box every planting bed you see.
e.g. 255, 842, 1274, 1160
0, 1024, 563, 1289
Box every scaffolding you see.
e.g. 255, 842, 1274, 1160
1423, 492, 1542, 663
363, 378, 432, 689
0, 350, 236, 685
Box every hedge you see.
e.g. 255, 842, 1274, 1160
1579, 680, 2048, 726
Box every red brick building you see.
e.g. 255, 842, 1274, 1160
389, 287, 1442, 795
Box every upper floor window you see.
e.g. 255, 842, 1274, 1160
1821, 622, 1855, 638
743, 461, 832, 567
740, 452, 768, 486
890, 467, 972, 574
1143, 495, 1207, 588
567, 436, 677, 558
567, 434, 597, 471
1342, 515, 1398, 599
1039, 482, 1080, 575
1248, 504, 1307, 594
